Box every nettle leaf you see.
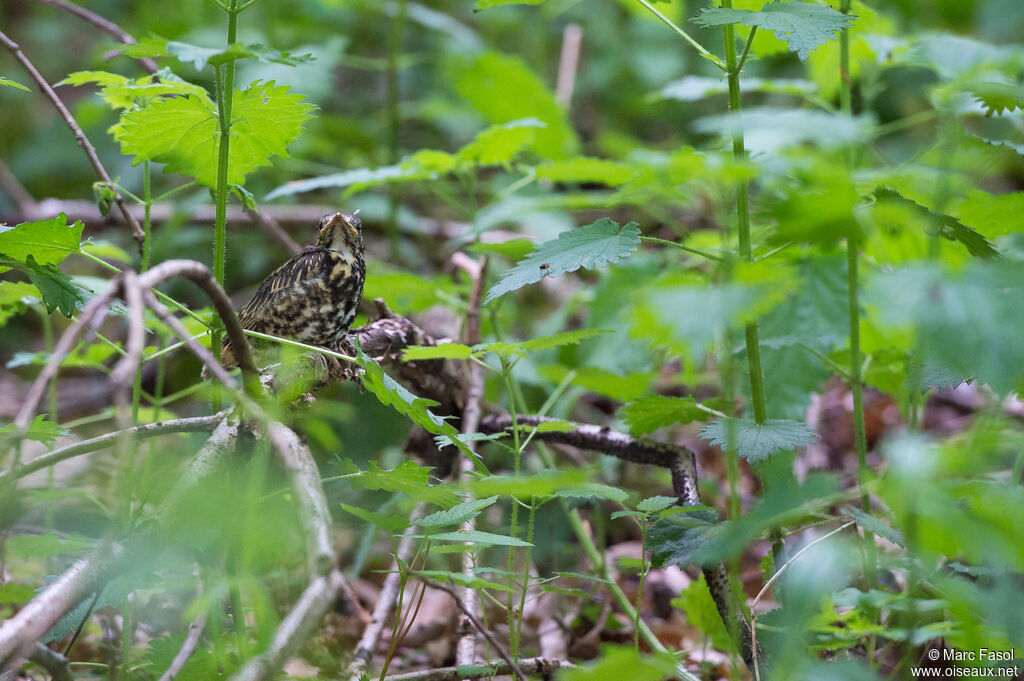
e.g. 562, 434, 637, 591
357, 354, 452, 433
403, 343, 474, 361
554, 482, 628, 503
0, 256, 92, 317
700, 417, 819, 463
415, 496, 499, 529
637, 496, 677, 514
561, 648, 679, 681
845, 506, 905, 548
455, 118, 543, 166
484, 218, 641, 304
534, 157, 638, 187
122, 37, 313, 70
951, 190, 1024, 239
118, 80, 314, 187
413, 571, 512, 592
540, 366, 655, 402
620, 395, 705, 437
61, 68, 213, 112
966, 81, 1024, 117
873, 187, 998, 258
659, 75, 816, 101
347, 460, 461, 508
0, 281, 40, 327
338, 503, 410, 533
694, 107, 875, 154
649, 509, 721, 569
0, 76, 30, 92
0, 215, 83, 266
0, 414, 71, 447
693, 1, 856, 62
468, 469, 589, 499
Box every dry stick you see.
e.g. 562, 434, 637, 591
156, 615, 207, 681
228, 570, 348, 681
0, 413, 224, 485
345, 506, 426, 681
29, 643, 75, 681
452, 254, 488, 667
382, 657, 572, 681
110, 272, 145, 499
0, 417, 237, 671
0, 30, 145, 246
0, 157, 35, 210
28, 0, 158, 74
555, 23, 583, 108
420, 580, 528, 681
244, 206, 303, 256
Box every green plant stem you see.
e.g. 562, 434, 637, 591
142, 161, 152, 272
839, 0, 877, 593
640, 236, 726, 262
39, 307, 58, 422
635, 0, 727, 71
211, 1, 239, 413
501, 361, 524, 659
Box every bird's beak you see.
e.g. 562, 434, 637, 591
328, 212, 358, 238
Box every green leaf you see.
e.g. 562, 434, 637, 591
468, 469, 590, 499
117, 80, 314, 187
0, 214, 83, 266
5, 533, 93, 559
347, 460, 462, 508
417, 530, 533, 547
0, 414, 71, 447
649, 509, 721, 569
0, 76, 30, 92
402, 343, 475, 361
873, 187, 998, 258
660, 75, 816, 101
474, 0, 546, 8
620, 395, 704, 436
414, 570, 513, 592
693, 1, 856, 62
453, 52, 578, 158
0, 582, 36, 604
0, 281, 40, 327
694, 107, 875, 154
121, 37, 313, 70
560, 646, 678, 681
844, 506, 905, 548
338, 503, 410, 533
553, 482, 629, 503
484, 219, 640, 304
950, 190, 1024, 239
455, 118, 543, 166
671, 575, 738, 652
0, 256, 92, 317
480, 329, 610, 356
966, 81, 1024, 117
415, 496, 500, 529
700, 418, 819, 462
61, 68, 213, 112
637, 495, 677, 514
534, 158, 638, 187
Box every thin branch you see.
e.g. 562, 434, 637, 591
28, 0, 158, 73
0, 157, 35, 210
228, 570, 347, 681
555, 23, 582, 108
0, 413, 224, 485
0, 30, 146, 246
751, 520, 855, 611
142, 290, 239, 389
345, 505, 426, 681
420, 580, 528, 681
382, 657, 572, 681
244, 206, 303, 256
156, 615, 207, 681
29, 643, 75, 681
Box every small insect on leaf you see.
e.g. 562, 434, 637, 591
539, 263, 550, 270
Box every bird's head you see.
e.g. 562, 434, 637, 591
316, 212, 363, 255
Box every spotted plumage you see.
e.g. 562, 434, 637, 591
221, 212, 366, 369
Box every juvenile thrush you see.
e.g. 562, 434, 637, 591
220, 212, 366, 369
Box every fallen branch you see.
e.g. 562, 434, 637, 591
29, 642, 75, 681
382, 656, 572, 681
156, 615, 206, 681
0, 30, 145, 246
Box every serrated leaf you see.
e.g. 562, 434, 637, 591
671, 575, 738, 653
415, 496, 499, 529
46, 574, 133, 643
554, 482, 629, 503
0, 281, 40, 327
0, 215, 83, 266
560, 643, 678, 681
951, 190, 1024, 239
873, 187, 998, 258
844, 506, 905, 547
649, 509, 721, 569
402, 343, 474, 361
61, 68, 213, 112
348, 460, 461, 508
637, 495, 677, 513
118, 80, 314, 187
484, 219, 640, 304
434, 432, 506, 449
475, 0, 545, 8
620, 395, 704, 436
966, 81, 1024, 117
414, 570, 513, 591
0, 414, 71, 447
417, 530, 533, 547
121, 37, 313, 70
0, 256, 92, 317
468, 470, 589, 499
693, 1, 856, 62
700, 417, 819, 462
338, 503, 410, 533
455, 118, 543, 166
0, 76, 30, 92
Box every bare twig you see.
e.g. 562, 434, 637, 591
244, 206, 303, 256
420, 580, 528, 681
452, 254, 488, 666
0, 413, 224, 485
228, 570, 347, 681
156, 615, 207, 681
0, 30, 146, 246
345, 505, 426, 681
555, 23, 583, 108
29, 0, 158, 73
382, 657, 572, 681
29, 643, 74, 681
0, 158, 35, 211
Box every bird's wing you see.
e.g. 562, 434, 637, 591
236, 247, 331, 331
